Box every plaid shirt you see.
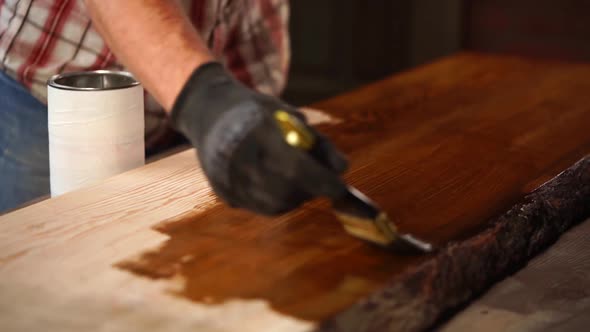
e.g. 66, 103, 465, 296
0, 0, 289, 150
0, 0, 289, 100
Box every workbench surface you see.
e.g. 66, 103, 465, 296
441, 217, 590, 332
1, 53, 590, 332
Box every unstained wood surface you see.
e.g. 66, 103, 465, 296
1, 53, 590, 332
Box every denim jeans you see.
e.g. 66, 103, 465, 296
0, 71, 50, 213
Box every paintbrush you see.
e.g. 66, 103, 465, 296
333, 185, 433, 253
274, 110, 434, 254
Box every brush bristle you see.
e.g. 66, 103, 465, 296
389, 234, 435, 254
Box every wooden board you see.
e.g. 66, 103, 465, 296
1, 53, 590, 332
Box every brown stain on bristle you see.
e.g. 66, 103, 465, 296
118, 54, 590, 322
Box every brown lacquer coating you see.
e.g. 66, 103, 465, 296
118, 54, 590, 328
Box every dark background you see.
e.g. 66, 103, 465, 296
283, 0, 590, 105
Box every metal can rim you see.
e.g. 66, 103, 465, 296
47, 70, 141, 91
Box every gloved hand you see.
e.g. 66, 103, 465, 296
171, 62, 348, 215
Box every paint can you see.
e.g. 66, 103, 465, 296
47, 71, 145, 197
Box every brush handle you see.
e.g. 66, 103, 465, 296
273, 110, 343, 172
273, 110, 315, 151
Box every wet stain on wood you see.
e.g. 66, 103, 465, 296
117, 53, 590, 328
117, 203, 427, 320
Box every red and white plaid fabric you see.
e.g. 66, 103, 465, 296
0, 0, 289, 101
0, 0, 289, 150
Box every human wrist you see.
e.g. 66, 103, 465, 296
156, 49, 215, 112
170, 62, 237, 142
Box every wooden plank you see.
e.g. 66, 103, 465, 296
1, 53, 590, 332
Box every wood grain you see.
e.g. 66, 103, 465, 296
1, 53, 590, 332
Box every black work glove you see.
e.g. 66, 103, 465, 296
171, 62, 348, 215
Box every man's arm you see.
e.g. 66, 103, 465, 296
84, 0, 348, 216
84, 0, 213, 111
